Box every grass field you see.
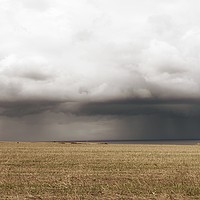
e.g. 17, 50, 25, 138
0, 142, 200, 199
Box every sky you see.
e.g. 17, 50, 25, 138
0, 0, 200, 141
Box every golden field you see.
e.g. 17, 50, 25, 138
0, 142, 200, 199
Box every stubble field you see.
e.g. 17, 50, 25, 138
0, 142, 200, 199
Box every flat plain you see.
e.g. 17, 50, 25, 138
0, 142, 200, 200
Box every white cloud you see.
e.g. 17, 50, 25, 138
0, 0, 200, 103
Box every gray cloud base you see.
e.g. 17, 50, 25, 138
0, 99, 200, 141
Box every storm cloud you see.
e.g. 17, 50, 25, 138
0, 0, 200, 141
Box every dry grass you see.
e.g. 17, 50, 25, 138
0, 142, 200, 199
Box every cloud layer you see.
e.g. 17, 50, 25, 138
0, 0, 200, 140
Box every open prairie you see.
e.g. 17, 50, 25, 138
0, 142, 200, 200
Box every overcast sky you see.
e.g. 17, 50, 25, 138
0, 0, 200, 141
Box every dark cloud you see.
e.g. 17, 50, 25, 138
56, 98, 200, 118
0, 97, 200, 140
1, 97, 200, 118
0, 99, 200, 141
0, 100, 64, 117
114, 115, 200, 140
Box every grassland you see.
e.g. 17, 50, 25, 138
0, 142, 200, 199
